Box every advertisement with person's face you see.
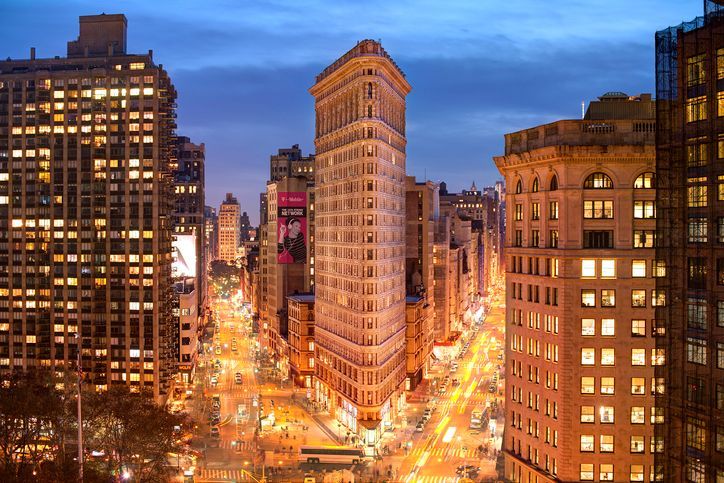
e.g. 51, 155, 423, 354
277, 192, 307, 264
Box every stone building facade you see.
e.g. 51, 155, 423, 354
495, 94, 659, 482
310, 40, 411, 447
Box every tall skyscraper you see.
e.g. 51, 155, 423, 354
239, 211, 251, 242
495, 93, 659, 482
310, 40, 411, 447
217, 192, 240, 262
204, 205, 217, 263
171, 136, 205, 383
172, 136, 206, 307
656, 3, 724, 481
0, 14, 177, 400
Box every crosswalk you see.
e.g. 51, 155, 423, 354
195, 468, 254, 481
412, 477, 461, 483
196, 469, 464, 483
408, 445, 475, 460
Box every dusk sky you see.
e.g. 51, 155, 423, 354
3, 0, 698, 225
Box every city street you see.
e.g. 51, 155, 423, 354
186, 291, 505, 482
396, 293, 506, 483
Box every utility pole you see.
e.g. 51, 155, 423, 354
76, 332, 84, 482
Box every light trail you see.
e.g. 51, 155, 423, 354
441, 426, 457, 444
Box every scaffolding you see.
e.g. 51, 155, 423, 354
655, 2, 724, 481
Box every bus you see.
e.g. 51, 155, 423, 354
298, 445, 365, 465
470, 406, 486, 430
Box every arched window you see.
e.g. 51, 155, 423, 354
634, 172, 655, 189
515, 180, 522, 194
550, 175, 559, 191
532, 177, 539, 193
367, 82, 373, 99
583, 172, 613, 189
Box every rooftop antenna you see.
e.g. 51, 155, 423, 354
581, 101, 585, 119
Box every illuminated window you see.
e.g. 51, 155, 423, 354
651, 289, 666, 307
601, 290, 615, 307
549, 201, 558, 220
631, 407, 645, 424
581, 406, 595, 423
688, 182, 708, 208
688, 217, 708, 242
584, 172, 613, 189
600, 377, 615, 395
688, 297, 708, 329
601, 259, 615, 278
600, 464, 614, 481
581, 259, 596, 278
581, 318, 595, 336
631, 289, 646, 307
514, 204, 522, 221
686, 96, 708, 122
631, 320, 646, 337
130, 62, 145, 70
634, 230, 655, 248
632, 349, 646, 366
583, 200, 613, 219
634, 200, 656, 218
632, 260, 646, 277
580, 435, 594, 452
634, 172, 655, 188
581, 376, 595, 394
652, 348, 666, 366
687, 53, 706, 86
581, 290, 596, 307
531, 202, 540, 220
581, 348, 595, 365
601, 318, 615, 336
631, 377, 646, 395
631, 435, 645, 453
601, 349, 615, 366
687, 337, 708, 365
580, 463, 594, 480
600, 434, 614, 452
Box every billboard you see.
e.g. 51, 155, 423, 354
277, 192, 307, 264
172, 234, 197, 277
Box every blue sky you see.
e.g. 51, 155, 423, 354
2, 0, 699, 224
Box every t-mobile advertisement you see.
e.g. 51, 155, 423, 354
277, 192, 307, 264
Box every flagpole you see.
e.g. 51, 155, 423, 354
76, 332, 83, 482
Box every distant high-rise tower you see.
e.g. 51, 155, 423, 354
0, 14, 177, 400
218, 193, 240, 262
239, 211, 251, 242
310, 40, 411, 446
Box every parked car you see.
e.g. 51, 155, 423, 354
210, 426, 220, 438
456, 464, 480, 476
235, 372, 243, 384
415, 422, 425, 432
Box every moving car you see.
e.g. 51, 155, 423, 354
210, 426, 220, 438
452, 378, 460, 386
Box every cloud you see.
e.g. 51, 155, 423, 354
2, 0, 700, 224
